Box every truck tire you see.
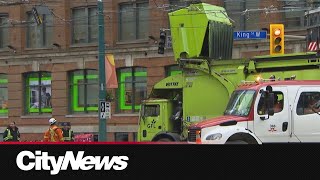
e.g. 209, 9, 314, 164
157, 138, 173, 142
225, 140, 248, 144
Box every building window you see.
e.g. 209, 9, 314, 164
69, 69, 99, 114
119, 1, 149, 41
117, 67, 147, 113
165, 64, 182, 77
72, 6, 98, 44
0, 14, 9, 49
24, 72, 52, 114
283, 1, 305, 29
26, 12, 53, 48
169, 0, 194, 11
224, 0, 260, 31
115, 132, 129, 142
0, 74, 8, 116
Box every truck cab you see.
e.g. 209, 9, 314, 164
138, 99, 182, 142
188, 79, 320, 144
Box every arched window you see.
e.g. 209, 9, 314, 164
116, 67, 147, 113
0, 14, 9, 49
119, 1, 149, 41
26, 10, 53, 48
69, 69, 99, 113
24, 71, 52, 114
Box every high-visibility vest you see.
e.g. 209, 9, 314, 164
3, 129, 13, 141
63, 130, 73, 141
49, 128, 57, 142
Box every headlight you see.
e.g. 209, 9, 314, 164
206, 133, 222, 140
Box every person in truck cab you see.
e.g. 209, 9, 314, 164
307, 95, 320, 114
297, 93, 320, 115
273, 94, 283, 113
170, 94, 183, 131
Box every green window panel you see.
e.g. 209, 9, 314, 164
71, 74, 98, 112
0, 76, 8, 115
169, 70, 182, 76
119, 71, 147, 110
165, 65, 182, 77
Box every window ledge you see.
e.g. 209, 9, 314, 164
0, 116, 8, 119
21, 115, 52, 119
116, 39, 149, 45
112, 113, 139, 117
65, 114, 98, 118
25, 47, 52, 51
0, 49, 9, 53
69, 43, 98, 48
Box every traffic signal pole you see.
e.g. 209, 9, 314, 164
98, 0, 107, 141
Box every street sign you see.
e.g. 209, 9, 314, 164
99, 101, 111, 119
233, 31, 267, 40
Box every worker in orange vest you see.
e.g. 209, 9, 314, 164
43, 118, 64, 142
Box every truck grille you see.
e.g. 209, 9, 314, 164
188, 128, 200, 142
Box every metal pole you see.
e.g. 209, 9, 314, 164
98, 0, 107, 141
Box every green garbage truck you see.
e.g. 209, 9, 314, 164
137, 2, 319, 142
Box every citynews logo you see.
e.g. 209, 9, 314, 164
16, 150, 129, 175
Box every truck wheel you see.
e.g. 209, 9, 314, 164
225, 140, 248, 144
157, 138, 173, 142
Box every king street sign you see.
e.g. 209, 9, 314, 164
233, 31, 267, 40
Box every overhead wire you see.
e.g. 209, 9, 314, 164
0, 1, 316, 30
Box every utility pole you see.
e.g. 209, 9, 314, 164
98, 0, 107, 141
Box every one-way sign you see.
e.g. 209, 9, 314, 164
233, 31, 267, 40
99, 101, 111, 119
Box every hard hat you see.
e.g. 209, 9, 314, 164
49, 118, 57, 125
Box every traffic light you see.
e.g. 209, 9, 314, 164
158, 30, 166, 54
270, 24, 284, 55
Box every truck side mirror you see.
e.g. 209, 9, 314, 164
267, 92, 275, 116
266, 85, 273, 93
259, 91, 274, 120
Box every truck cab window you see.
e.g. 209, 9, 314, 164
143, 105, 160, 117
224, 90, 255, 116
297, 92, 320, 115
258, 91, 283, 115
273, 92, 284, 113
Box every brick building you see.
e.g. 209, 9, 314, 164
0, 0, 312, 141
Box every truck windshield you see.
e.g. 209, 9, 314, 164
143, 105, 160, 117
224, 90, 255, 116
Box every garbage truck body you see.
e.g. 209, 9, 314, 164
137, 2, 320, 142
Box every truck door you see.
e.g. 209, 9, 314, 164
138, 104, 162, 141
293, 88, 320, 142
253, 87, 290, 142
